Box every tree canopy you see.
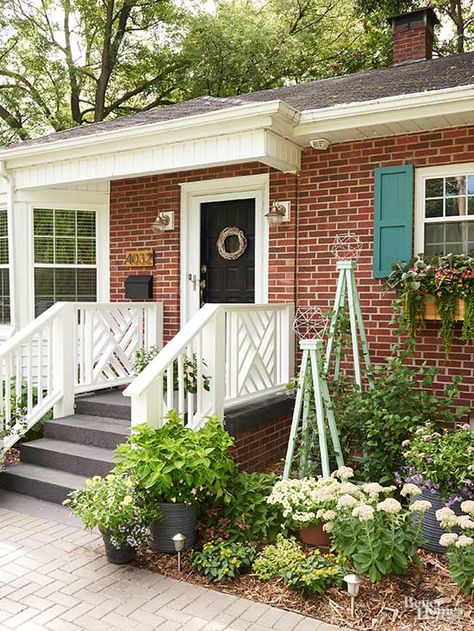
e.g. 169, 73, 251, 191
0, 0, 472, 145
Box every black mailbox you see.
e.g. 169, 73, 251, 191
125, 275, 153, 299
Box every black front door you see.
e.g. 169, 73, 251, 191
200, 199, 255, 304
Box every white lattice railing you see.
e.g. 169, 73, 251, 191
0, 302, 162, 453
124, 303, 295, 429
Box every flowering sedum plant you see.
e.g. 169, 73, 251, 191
267, 467, 363, 529
437, 501, 474, 594
401, 422, 474, 505
318, 481, 430, 582
64, 474, 151, 549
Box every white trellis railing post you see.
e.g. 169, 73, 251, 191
201, 308, 226, 419
52, 304, 75, 419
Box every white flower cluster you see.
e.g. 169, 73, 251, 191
400, 483, 422, 497
409, 500, 432, 514
377, 498, 403, 514
435, 507, 459, 529
461, 500, 474, 515
352, 503, 375, 522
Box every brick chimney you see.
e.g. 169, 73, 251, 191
388, 8, 440, 65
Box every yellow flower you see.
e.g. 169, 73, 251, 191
121, 495, 133, 506
85, 478, 92, 486
125, 478, 133, 488
106, 474, 115, 482
92, 475, 101, 484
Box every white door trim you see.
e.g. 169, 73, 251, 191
180, 174, 270, 325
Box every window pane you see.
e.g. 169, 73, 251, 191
0, 210, 8, 238
77, 239, 96, 264
0, 268, 10, 324
34, 209, 54, 236
445, 176, 466, 197
77, 211, 96, 238
468, 197, 474, 215
468, 175, 474, 196
55, 268, 76, 298
425, 178, 443, 198
34, 237, 54, 264
55, 210, 76, 236
55, 238, 76, 264
0, 238, 8, 266
425, 221, 474, 256
425, 199, 443, 218
77, 269, 97, 300
446, 197, 466, 217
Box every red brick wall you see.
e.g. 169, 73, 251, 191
391, 21, 434, 64
110, 164, 297, 340
230, 413, 291, 472
110, 125, 474, 409
296, 125, 474, 407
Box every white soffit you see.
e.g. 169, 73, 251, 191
294, 85, 474, 144
11, 129, 301, 189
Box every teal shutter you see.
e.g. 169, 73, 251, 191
373, 164, 414, 278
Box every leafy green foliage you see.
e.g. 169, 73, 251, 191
437, 502, 474, 594
197, 472, 284, 544
253, 534, 305, 580
132, 347, 210, 393
282, 551, 347, 595
190, 538, 255, 582
402, 422, 474, 502
331, 344, 467, 483
447, 546, 474, 594
63, 473, 151, 548
114, 413, 236, 504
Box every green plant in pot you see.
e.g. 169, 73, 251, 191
63, 473, 152, 564
399, 422, 474, 554
114, 413, 236, 552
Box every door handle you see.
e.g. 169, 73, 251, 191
188, 273, 198, 290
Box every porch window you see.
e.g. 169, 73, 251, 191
422, 173, 474, 255
0, 209, 10, 324
33, 209, 97, 316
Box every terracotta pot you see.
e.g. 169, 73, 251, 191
299, 523, 331, 548
424, 297, 464, 321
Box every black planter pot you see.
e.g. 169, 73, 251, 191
418, 489, 462, 554
150, 502, 198, 553
101, 531, 136, 564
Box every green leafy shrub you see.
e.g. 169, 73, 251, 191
283, 551, 347, 595
197, 472, 283, 544
331, 344, 467, 483
191, 538, 255, 582
437, 501, 474, 594
253, 535, 305, 580
132, 347, 210, 393
114, 413, 236, 504
401, 422, 474, 504
63, 473, 151, 549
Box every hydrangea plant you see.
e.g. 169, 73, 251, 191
437, 501, 474, 594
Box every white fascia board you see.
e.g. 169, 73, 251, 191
295, 85, 474, 141
0, 100, 300, 168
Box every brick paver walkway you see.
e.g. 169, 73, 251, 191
0, 501, 350, 631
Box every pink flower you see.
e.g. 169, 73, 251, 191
422, 435, 433, 441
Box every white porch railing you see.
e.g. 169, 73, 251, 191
0, 302, 162, 453
123, 303, 295, 429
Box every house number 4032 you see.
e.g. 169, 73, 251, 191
124, 249, 154, 267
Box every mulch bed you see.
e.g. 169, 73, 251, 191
4, 447, 20, 467
135, 547, 473, 631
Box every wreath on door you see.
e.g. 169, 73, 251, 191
216, 226, 248, 261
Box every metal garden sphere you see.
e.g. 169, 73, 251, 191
293, 307, 329, 340
330, 233, 363, 261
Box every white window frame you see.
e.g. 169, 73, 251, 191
28, 200, 109, 321
415, 162, 474, 255
180, 174, 270, 325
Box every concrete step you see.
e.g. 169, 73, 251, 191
45, 414, 130, 450
0, 463, 87, 504
20, 438, 115, 478
75, 390, 131, 421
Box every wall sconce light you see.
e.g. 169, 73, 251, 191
152, 211, 174, 233
265, 201, 291, 226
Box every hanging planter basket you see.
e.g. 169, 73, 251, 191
424, 297, 465, 321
